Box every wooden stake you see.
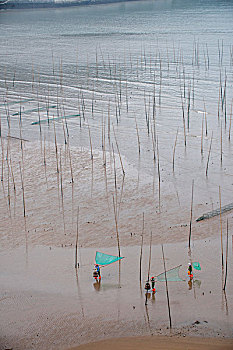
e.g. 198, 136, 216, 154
161, 244, 172, 329
172, 127, 179, 172
145, 231, 152, 306
220, 121, 223, 165
188, 180, 194, 249
113, 195, 121, 257
201, 115, 204, 156
135, 117, 141, 155
206, 131, 213, 177
229, 101, 232, 140
19, 162, 26, 218
75, 207, 79, 269
113, 125, 125, 176
219, 186, 224, 269
223, 219, 228, 291
157, 136, 161, 210
139, 212, 144, 282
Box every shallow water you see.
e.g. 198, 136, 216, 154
1, 0, 233, 213
0, 237, 232, 349
0, 1, 233, 348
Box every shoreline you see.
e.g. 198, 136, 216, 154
68, 335, 233, 350
0, 237, 232, 349
1, 0, 145, 11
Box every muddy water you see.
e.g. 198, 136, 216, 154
0, 139, 232, 251
1, 1, 233, 348
0, 237, 232, 349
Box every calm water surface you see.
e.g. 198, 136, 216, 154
0, 0, 233, 206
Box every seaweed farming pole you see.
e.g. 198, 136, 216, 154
206, 132, 213, 177
139, 212, 144, 283
135, 117, 141, 155
219, 186, 224, 270
0, 115, 4, 182
75, 207, 79, 269
157, 136, 161, 210
201, 115, 204, 156
229, 100, 232, 140
188, 180, 194, 249
19, 162, 26, 218
113, 125, 125, 176
220, 122, 223, 165
113, 195, 121, 257
145, 231, 152, 306
161, 244, 172, 329
223, 218, 228, 291
172, 127, 179, 172
147, 231, 152, 282
181, 99, 187, 147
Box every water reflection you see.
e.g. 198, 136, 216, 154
188, 279, 192, 290
93, 279, 101, 292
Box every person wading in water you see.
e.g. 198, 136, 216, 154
95, 264, 101, 279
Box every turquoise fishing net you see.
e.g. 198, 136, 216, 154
193, 262, 201, 270
95, 251, 123, 266
156, 264, 184, 282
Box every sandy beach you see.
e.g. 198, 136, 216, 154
0, 139, 232, 350
1, 2, 233, 348
70, 335, 233, 350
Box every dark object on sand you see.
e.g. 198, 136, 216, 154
93, 270, 98, 279
196, 202, 233, 222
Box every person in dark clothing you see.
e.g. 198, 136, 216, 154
95, 264, 101, 279
145, 281, 151, 290
151, 276, 156, 292
188, 263, 193, 279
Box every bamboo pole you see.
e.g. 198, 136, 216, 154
113, 125, 125, 176
139, 212, 144, 283
147, 231, 152, 282
229, 100, 232, 140
220, 121, 223, 165
181, 99, 186, 147
19, 162, 26, 218
219, 186, 224, 269
60, 148, 65, 233
135, 117, 141, 155
75, 207, 79, 269
188, 180, 194, 249
113, 194, 121, 257
206, 131, 213, 177
145, 231, 152, 306
223, 219, 228, 291
172, 127, 179, 172
87, 122, 93, 160
204, 100, 208, 136
161, 244, 172, 329
157, 136, 161, 210
201, 115, 204, 156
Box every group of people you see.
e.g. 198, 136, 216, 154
144, 276, 156, 293
93, 263, 194, 290
145, 263, 194, 293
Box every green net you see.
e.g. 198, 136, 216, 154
156, 264, 184, 282
193, 262, 201, 270
95, 251, 124, 266
31, 114, 80, 125
12, 105, 56, 116
0, 99, 33, 106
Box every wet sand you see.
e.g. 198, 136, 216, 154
0, 140, 233, 350
70, 335, 233, 350
1, 138, 232, 250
